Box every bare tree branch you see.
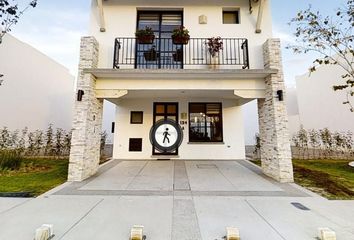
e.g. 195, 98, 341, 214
288, 0, 354, 112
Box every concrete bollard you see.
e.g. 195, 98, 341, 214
130, 225, 145, 240
318, 227, 336, 240
34, 224, 54, 240
226, 227, 240, 240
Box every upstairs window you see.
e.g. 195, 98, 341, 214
223, 10, 240, 24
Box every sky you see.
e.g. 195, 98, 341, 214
2, 0, 349, 144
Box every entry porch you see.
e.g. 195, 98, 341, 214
68, 37, 293, 183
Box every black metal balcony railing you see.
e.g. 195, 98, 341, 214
113, 37, 249, 69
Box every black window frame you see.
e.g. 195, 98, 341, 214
188, 102, 223, 143
135, 10, 184, 69
222, 10, 240, 24
130, 111, 144, 124
129, 138, 143, 152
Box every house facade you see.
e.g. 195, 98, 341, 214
68, 0, 294, 183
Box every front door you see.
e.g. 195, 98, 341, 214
136, 11, 183, 69
153, 102, 179, 155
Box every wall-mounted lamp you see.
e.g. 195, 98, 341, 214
199, 15, 208, 24
77, 90, 85, 101
276, 90, 284, 101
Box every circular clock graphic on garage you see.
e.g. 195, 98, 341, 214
149, 119, 183, 153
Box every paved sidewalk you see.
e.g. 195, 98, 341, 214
0, 160, 353, 240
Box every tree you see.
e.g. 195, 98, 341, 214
253, 133, 261, 160
17, 127, 28, 154
63, 129, 72, 156
44, 124, 54, 156
33, 129, 43, 155
27, 131, 35, 155
100, 131, 107, 157
297, 126, 309, 159
288, 1, 354, 112
320, 128, 334, 158
54, 128, 64, 157
0, 0, 38, 43
308, 129, 321, 158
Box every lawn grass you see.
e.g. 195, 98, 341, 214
0, 158, 68, 197
251, 159, 354, 200
293, 159, 354, 200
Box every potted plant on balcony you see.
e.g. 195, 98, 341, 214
135, 27, 155, 44
205, 37, 223, 69
173, 48, 183, 62
172, 26, 190, 45
144, 46, 159, 61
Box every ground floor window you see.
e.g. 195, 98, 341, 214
189, 103, 223, 142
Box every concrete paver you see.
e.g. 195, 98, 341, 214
247, 198, 354, 240
172, 195, 202, 240
127, 161, 174, 191
79, 161, 147, 190
0, 197, 29, 214
0, 197, 102, 240
60, 196, 173, 240
185, 161, 282, 192
193, 197, 284, 240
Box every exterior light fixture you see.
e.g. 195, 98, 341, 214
276, 90, 284, 101
77, 90, 85, 101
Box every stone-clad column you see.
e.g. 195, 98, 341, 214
258, 39, 294, 183
68, 36, 103, 181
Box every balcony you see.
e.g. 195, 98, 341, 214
113, 37, 249, 70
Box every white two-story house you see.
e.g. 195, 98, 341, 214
68, 0, 294, 183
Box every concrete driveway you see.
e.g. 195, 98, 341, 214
0, 160, 354, 240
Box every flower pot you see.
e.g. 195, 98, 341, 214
173, 49, 183, 62
144, 49, 159, 61
209, 55, 220, 70
137, 35, 155, 44
172, 36, 190, 45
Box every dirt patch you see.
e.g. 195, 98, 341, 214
294, 165, 354, 199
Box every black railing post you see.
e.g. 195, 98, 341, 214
241, 39, 250, 69
113, 38, 121, 69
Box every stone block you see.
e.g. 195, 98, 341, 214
226, 227, 240, 240
34, 224, 54, 240
130, 225, 144, 240
318, 227, 336, 240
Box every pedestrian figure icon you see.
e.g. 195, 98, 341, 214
163, 128, 171, 144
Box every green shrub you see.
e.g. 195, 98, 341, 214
0, 150, 23, 170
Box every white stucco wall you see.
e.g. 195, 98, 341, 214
89, 0, 273, 69
292, 65, 354, 134
113, 98, 245, 160
0, 34, 75, 131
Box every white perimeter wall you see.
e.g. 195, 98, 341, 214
89, 0, 273, 69
0, 34, 75, 131
294, 64, 354, 134
113, 98, 245, 160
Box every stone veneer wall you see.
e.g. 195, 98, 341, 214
258, 39, 294, 183
68, 36, 103, 181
